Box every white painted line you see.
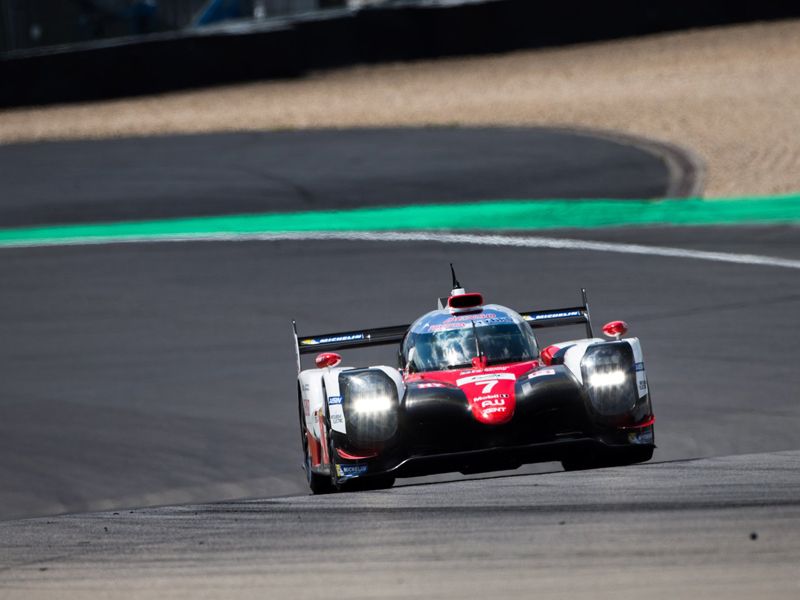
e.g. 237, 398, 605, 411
3, 230, 800, 270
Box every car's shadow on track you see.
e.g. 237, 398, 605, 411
359, 455, 718, 493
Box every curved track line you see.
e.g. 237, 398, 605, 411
549, 126, 705, 198
4, 230, 800, 270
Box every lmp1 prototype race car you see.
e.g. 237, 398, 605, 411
294, 268, 655, 493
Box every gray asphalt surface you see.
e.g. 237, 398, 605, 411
0, 127, 798, 598
0, 127, 690, 521
2, 232, 799, 521
0, 128, 673, 227
1, 451, 798, 599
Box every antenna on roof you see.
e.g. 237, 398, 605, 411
450, 263, 461, 290
439, 263, 466, 308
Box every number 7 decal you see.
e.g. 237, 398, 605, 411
480, 380, 498, 394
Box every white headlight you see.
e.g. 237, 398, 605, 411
588, 370, 626, 388
351, 393, 393, 414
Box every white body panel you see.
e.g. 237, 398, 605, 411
299, 366, 348, 441
629, 338, 648, 398
298, 365, 405, 440
548, 337, 648, 396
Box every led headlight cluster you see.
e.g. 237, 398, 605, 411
339, 369, 399, 446
588, 370, 627, 388
351, 392, 394, 415
581, 343, 637, 416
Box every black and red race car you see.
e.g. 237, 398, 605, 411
294, 272, 654, 493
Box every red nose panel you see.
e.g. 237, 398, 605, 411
406, 361, 537, 426
463, 377, 517, 424
454, 368, 524, 425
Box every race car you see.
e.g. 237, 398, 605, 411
294, 269, 655, 493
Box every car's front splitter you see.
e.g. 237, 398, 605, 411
332, 426, 655, 484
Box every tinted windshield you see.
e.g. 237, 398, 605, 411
405, 322, 538, 372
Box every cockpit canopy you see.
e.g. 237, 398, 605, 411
402, 305, 539, 372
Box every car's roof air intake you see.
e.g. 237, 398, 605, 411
448, 293, 484, 310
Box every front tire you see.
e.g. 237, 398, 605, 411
326, 420, 395, 492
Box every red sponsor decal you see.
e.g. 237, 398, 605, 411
429, 323, 468, 332
459, 365, 513, 375
444, 313, 497, 323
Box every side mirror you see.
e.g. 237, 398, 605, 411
602, 320, 628, 340
315, 352, 342, 369
540, 345, 559, 366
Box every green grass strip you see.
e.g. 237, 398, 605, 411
1, 196, 799, 246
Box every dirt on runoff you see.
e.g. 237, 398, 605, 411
3, 19, 800, 198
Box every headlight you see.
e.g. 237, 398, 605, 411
351, 392, 393, 414
588, 370, 626, 388
339, 369, 399, 445
581, 343, 637, 416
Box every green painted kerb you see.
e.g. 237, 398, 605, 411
1, 195, 799, 246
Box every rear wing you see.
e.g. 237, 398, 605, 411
292, 288, 593, 372
292, 322, 408, 372
294, 323, 409, 355
519, 288, 594, 338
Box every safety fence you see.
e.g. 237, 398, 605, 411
0, 0, 347, 53
2, 0, 800, 107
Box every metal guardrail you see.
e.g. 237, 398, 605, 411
0, 0, 348, 54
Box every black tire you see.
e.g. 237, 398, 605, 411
298, 389, 334, 495
561, 446, 654, 472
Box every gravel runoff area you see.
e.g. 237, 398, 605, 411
3, 19, 800, 198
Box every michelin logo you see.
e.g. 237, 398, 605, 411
336, 464, 368, 479
301, 333, 365, 346
524, 310, 582, 322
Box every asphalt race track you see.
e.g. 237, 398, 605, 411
0, 127, 798, 598
0, 127, 681, 227
2, 451, 799, 599
0, 127, 691, 521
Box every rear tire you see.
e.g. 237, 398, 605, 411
561, 446, 654, 472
